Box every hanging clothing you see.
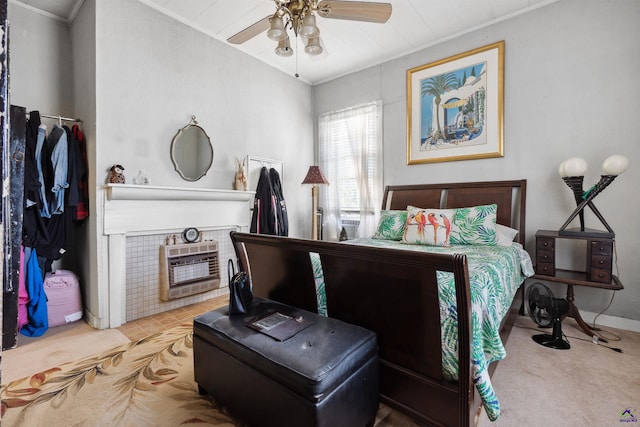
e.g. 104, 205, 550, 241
24, 111, 42, 209
36, 212, 67, 261
18, 246, 29, 330
33, 122, 74, 262
23, 111, 50, 248
63, 125, 81, 208
269, 168, 288, 236
45, 125, 69, 216
35, 124, 51, 218
20, 247, 49, 337
250, 167, 288, 236
72, 124, 89, 222
250, 167, 277, 235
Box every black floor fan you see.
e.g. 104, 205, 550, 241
527, 282, 571, 350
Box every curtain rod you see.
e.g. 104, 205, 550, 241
26, 112, 82, 123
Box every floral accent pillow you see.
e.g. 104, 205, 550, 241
372, 210, 408, 241
402, 206, 456, 247
449, 204, 498, 246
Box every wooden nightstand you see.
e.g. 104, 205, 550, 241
532, 230, 623, 341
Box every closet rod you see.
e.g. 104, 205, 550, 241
26, 112, 82, 123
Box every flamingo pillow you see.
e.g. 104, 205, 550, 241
402, 206, 456, 247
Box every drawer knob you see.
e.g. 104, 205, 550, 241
598, 260, 604, 265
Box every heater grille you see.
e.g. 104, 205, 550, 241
160, 242, 220, 301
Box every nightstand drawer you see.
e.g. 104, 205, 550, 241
536, 249, 554, 264
590, 268, 612, 283
590, 241, 612, 256
536, 262, 555, 276
537, 237, 555, 251
590, 255, 611, 270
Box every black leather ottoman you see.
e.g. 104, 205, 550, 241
193, 297, 379, 427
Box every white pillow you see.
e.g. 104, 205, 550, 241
496, 223, 519, 247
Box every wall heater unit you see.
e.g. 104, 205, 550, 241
160, 242, 220, 301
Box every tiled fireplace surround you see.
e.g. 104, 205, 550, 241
103, 184, 253, 327
125, 228, 235, 322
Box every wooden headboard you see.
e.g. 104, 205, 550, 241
381, 180, 527, 245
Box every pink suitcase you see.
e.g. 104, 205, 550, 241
44, 270, 83, 327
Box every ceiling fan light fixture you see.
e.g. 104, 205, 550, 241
275, 36, 293, 57
304, 36, 323, 56
226, 0, 392, 61
267, 15, 286, 41
300, 13, 320, 38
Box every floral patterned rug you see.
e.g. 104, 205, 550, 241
1, 324, 237, 426
1, 324, 416, 427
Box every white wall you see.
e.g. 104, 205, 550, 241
7, 4, 73, 115
313, 0, 640, 323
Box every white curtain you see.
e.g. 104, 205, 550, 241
318, 100, 383, 241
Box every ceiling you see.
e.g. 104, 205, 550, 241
11, 0, 557, 85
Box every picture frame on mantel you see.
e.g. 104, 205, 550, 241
406, 41, 505, 164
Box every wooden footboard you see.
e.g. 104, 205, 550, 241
231, 231, 476, 426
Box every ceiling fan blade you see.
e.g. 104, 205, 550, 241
227, 16, 271, 45
316, 1, 392, 23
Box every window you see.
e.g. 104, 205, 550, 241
318, 100, 383, 241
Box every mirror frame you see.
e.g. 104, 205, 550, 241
170, 116, 214, 181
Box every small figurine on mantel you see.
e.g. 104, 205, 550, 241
134, 169, 150, 185
108, 164, 126, 184
234, 157, 247, 191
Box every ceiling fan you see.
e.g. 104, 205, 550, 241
227, 1, 392, 58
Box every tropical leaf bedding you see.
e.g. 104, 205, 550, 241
310, 239, 534, 421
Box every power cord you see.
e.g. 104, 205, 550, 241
565, 333, 623, 353
515, 324, 623, 353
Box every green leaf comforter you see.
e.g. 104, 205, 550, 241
310, 239, 534, 421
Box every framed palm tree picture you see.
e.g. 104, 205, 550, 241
406, 41, 504, 164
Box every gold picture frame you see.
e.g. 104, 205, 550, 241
407, 41, 504, 164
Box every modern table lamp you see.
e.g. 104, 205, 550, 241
558, 154, 629, 237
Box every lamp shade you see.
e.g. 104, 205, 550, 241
558, 160, 568, 177
304, 36, 323, 55
275, 36, 293, 57
267, 15, 286, 41
300, 13, 320, 38
562, 157, 588, 177
302, 166, 329, 185
602, 154, 629, 176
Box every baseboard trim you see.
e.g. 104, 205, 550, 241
579, 311, 640, 333
84, 309, 107, 330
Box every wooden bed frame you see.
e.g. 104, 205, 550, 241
230, 180, 527, 426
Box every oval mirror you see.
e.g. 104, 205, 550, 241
170, 116, 213, 181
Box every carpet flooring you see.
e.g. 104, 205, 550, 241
477, 316, 640, 426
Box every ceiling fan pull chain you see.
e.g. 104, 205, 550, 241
295, 37, 300, 78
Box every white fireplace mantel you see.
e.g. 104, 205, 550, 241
100, 184, 254, 328
103, 184, 254, 235
105, 183, 253, 202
